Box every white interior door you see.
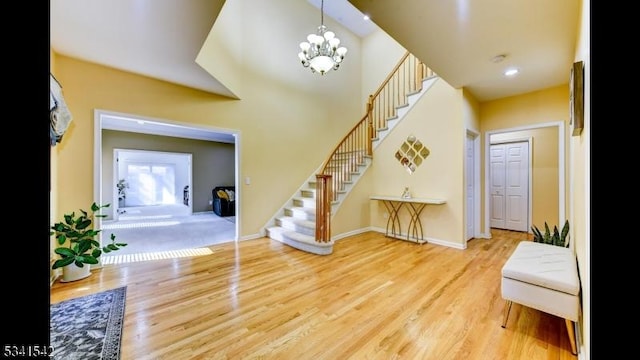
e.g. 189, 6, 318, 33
490, 145, 506, 229
490, 142, 529, 231
465, 134, 475, 240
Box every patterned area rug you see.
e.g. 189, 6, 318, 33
50, 286, 127, 360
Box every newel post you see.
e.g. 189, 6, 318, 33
366, 95, 374, 156
315, 174, 332, 243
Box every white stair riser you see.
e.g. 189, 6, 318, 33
287, 208, 315, 221
276, 218, 315, 236
293, 198, 315, 208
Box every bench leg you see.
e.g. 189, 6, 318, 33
501, 300, 512, 328
565, 319, 577, 355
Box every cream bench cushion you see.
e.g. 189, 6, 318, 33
501, 241, 581, 354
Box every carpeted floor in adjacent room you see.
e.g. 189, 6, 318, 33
101, 210, 236, 257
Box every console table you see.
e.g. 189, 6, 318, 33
370, 195, 446, 244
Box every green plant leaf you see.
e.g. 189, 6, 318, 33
76, 241, 93, 254
78, 255, 99, 264
92, 248, 102, 258
54, 247, 76, 257
107, 244, 119, 251
552, 225, 560, 245
64, 213, 75, 225
531, 226, 543, 242
75, 218, 92, 230
52, 257, 75, 269
91, 202, 100, 212
561, 220, 570, 247
56, 234, 67, 246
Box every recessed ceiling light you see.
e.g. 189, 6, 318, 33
137, 120, 145, 125
491, 54, 507, 63
363, 15, 370, 21
504, 68, 519, 76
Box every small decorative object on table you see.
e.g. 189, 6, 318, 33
401, 187, 412, 199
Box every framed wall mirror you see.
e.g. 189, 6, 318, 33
569, 61, 584, 136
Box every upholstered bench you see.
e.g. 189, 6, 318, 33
501, 241, 580, 355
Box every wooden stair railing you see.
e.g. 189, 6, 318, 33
314, 52, 435, 242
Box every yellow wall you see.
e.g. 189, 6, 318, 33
369, 80, 465, 246
50, 49, 59, 282
361, 28, 407, 105
463, 89, 480, 133
571, 0, 590, 356
52, 52, 362, 239
490, 127, 559, 228
480, 85, 568, 235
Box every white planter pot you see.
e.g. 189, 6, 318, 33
60, 263, 92, 283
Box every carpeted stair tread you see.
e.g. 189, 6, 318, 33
290, 206, 315, 220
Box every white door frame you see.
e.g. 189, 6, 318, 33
482, 121, 565, 238
93, 109, 241, 265
465, 129, 481, 243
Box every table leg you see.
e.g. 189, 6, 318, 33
406, 202, 427, 243
381, 200, 403, 238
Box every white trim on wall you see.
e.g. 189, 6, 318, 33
465, 129, 481, 243
483, 121, 565, 238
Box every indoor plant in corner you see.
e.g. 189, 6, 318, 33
531, 219, 570, 247
51, 202, 127, 282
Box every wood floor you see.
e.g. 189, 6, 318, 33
50, 229, 579, 360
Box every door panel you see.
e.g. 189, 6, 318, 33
505, 143, 528, 231
490, 146, 506, 228
490, 142, 529, 231
465, 134, 475, 240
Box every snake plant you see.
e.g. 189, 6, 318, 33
531, 219, 570, 247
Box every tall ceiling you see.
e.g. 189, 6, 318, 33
347, 0, 581, 102
50, 0, 581, 138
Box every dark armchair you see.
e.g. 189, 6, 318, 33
212, 186, 235, 217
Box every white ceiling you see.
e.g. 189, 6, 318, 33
51, 0, 581, 140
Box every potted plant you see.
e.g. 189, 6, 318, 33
531, 219, 570, 247
51, 202, 127, 282
117, 179, 128, 208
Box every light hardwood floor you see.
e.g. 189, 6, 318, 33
50, 229, 579, 360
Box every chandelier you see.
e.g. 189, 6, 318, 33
298, 0, 348, 75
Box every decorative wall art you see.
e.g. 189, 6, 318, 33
569, 61, 584, 136
394, 135, 430, 174
50, 73, 73, 146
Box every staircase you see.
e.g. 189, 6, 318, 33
265, 53, 438, 255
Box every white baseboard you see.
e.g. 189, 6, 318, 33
368, 227, 465, 249
332, 227, 372, 241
